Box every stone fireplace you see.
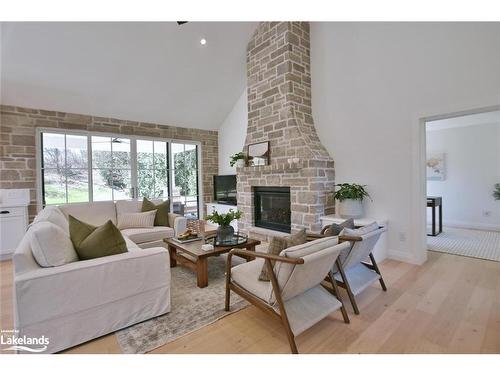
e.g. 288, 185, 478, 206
237, 22, 335, 238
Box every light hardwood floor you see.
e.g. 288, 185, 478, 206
1, 251, 500, 354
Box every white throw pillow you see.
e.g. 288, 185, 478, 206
341, 221, 379, 236
32, 206, 69, 234
117, 210, 157, 230
29, 222, 79, 267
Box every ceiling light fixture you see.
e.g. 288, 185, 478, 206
200, 38, 207, 45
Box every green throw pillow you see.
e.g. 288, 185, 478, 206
141, 197, 170, 226
69, 215, 127, 260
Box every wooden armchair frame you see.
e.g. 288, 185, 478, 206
225, 249, 349, 354
308, 225, 387, 315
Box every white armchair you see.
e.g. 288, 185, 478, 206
330, 226, 387, 315
225, 237, 351, 354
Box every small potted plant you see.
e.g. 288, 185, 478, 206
230, 152, 246, 168
494, 183, 500, 200
333, 183, 372, 219
205, 209, 243, 243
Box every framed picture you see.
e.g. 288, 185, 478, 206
426, 153, 446, 181
248, 141, 270, 166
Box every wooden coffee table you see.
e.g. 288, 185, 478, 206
164, 237, 261, 288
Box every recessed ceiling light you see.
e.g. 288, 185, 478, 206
200, 38, 207, 45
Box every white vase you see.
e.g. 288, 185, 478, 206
235, 159, 245, 168
338, 199, 364, 219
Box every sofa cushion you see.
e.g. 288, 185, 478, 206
116, 199, 164, 216
117, 210, 156, 230
59, 201, 117, 226
69, 215, 127, 260
115, 199, 142, 216
142, 198, 170, 226
32, 206, 69, 234
121, 226, 174, 244
231, 258, 271, 302
29, 222, 78, 267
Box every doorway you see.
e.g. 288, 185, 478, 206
424, 109, 500, 261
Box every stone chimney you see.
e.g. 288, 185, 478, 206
237, 22, 334, 235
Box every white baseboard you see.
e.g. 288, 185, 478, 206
428, 220, 500, 232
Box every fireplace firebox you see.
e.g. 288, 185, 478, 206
254, 187, 291, 233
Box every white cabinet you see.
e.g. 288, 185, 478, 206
0, 205, 28, 260
205, 203, 239, 231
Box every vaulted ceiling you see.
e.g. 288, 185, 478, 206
0, 22, 257, 130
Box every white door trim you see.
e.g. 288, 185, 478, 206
411, 104, 500, 265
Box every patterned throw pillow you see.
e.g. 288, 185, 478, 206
117, 210, 157, 230
259, 229, 307, 281
323, 218, 355, 236
142, 198, 170, 226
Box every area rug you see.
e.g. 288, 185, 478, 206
427, 226, 500, 262
115, 255, 249, 353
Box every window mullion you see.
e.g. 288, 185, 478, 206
64, 134, 68, 204
88, 135, 93, 202
152, 141, 156, 199
110, 138, 114, 201
131, 139, 138, 199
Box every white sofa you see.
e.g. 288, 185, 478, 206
12, 200, 186, 353
59, 200, 187, 249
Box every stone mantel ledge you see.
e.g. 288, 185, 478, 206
237, 161, 304, 174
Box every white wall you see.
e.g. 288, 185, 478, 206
426, 123, 500, 231
218, 90, 247, 175
310, 22, 500, 263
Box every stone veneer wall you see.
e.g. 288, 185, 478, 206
237, 22, 335, 234
0, 105, 218, 221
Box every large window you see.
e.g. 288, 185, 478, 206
40, 130, 201, 217
137, 140, 169, 200
171, 142, 200, 218
41, 133, 89, 204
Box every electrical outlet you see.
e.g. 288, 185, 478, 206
483, 210, 492, 217
399, 232, 406, 242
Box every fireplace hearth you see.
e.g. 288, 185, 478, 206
254, 187, 291, 233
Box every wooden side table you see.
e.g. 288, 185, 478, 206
427, 196, 442, 236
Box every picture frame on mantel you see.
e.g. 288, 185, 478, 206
248, 141, 269, 166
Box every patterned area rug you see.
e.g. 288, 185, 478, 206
115, 255, 249, 353
427, 227, 500, 262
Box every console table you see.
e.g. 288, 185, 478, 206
427, 196, 442, 236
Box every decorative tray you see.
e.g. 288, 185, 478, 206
205, 233, 248, 247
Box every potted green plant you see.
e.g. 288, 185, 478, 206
230, 152, 246, 168
494, 183, 500, 200
333, 183, 372, 219
205, 209, 243, 243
